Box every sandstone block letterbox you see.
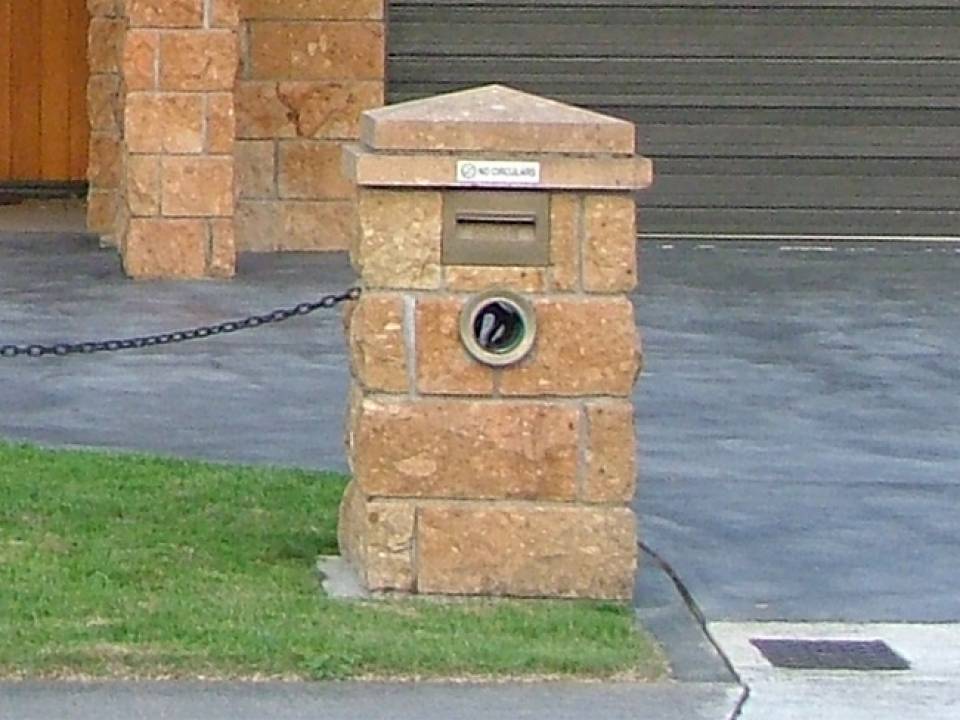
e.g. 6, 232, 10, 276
339, 85, 653, 600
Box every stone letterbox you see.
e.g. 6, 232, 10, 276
339, 85, 652, 600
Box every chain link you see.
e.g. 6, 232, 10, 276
0, 287, 361, 360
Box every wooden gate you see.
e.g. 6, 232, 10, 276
0, 0, 89, 184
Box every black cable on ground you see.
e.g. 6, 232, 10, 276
638, 541, 752, 720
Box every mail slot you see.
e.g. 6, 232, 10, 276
442, 191, 550, 266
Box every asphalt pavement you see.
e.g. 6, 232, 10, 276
0, 233, 353, 470
636, 241, 960, 622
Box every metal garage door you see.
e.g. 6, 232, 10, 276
388, 1, 960, 239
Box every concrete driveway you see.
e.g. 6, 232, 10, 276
1, 233, 957, 624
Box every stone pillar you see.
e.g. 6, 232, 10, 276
119, 0, 239, 278
339, 85, 653, 600
86, 0, 125, 247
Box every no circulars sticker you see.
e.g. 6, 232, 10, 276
456, 160, 542, 186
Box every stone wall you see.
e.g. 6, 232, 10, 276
235, 0, 386, 252
86, 0, 125, 247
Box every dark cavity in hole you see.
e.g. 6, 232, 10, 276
473, 301, 526, 354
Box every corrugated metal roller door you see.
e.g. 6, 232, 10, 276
388, 1, 960, 239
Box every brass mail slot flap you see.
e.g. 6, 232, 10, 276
443, 192, 550, 267
456, 211, 538, 245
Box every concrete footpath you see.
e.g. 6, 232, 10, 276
711, 623, 960, 720
0, 681, 741, 720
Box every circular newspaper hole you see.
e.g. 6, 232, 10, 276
460, 290, 537, 367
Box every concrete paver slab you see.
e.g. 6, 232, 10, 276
711, 622, 960, 719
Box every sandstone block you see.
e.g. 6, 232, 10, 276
87, 74, 122, 133
241, 0, 384, 20
87, 190, 117, 234
88, 0, 121, 17
124, 218, 207, 279
281, 200, 354, 251
353, 398, 579, 501
550, 193, 580, 291
418, 505, 637, 599
209, 0, 240, 27
583, 194, 638, 293
415, 297, 494, 396
88, 17, 122, 74
278, 140, 352, 200
585, 401, 637, 503
206, 93, 236, 154
122, 29, 159, 91
235, 82, 296, 140
277, 81, 383, 139
346, 294, 408, 393
161, 157, 234, 217
247, 22, 384, 81
443, 266, 546, 293
361, 85, 635, 156
209, 219, 237, 278
363, 500, 416, 592
125, 154, 161, 216
236, 141, 276, 199
337, 479, 366, 575
500, 297, 641, 397
87, 133, 121, 188
235, 200, 281, 251
338, 482, 416, 593
159, 31, 238, 91
344, 151, 652, 193
114, 201, 130, 249
125, 93, 204, 154
127, 0, 203, 28
355, 190, 441, 289
344, 381, 363, 467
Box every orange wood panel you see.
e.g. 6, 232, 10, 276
10, 1, 42, 180
41, 0, 72, 180
67, 0, 89, 181
2, 0, 88, 182
0, 0, 11, 178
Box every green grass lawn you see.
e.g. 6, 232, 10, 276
0, 442, 666, 681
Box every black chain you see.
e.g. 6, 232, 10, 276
0, 287, 361, 359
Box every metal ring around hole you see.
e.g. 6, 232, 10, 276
459, 289, 537, 368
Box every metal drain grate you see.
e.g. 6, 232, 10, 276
750, 639, 910, 671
